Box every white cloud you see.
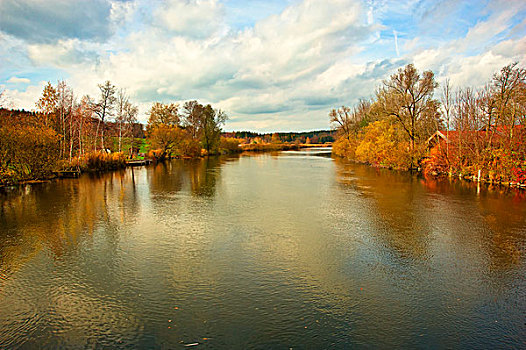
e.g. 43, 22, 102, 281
27, 39, 100, 67
7, 76, 30, 84
446, 51, 523, 88
4, 82, 47, 111
155, 0, 226, 38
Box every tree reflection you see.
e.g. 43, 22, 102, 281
476, 191, 526, 272
0, 170, 141, 278
333, 157, 432, 261
334, 157, 526, 272
420, 175, 526, 271
148, 155, 240, 198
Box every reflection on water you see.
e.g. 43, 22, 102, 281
1, 149, 525, 348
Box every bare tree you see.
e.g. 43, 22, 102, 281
116, 89, 138, 153
440, 78, 453, 169
92, 81, 116, 151
56, 81, 74, 159
491, 62, 526, 146
329, 106, 353, 140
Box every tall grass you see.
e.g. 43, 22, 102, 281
58, 151, 127, 173
82, 151, 126, 171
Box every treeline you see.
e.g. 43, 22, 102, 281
1, 80, 144, 185
0, 79, 231, 186
330, 63, 526, 184
225, 130, 335, 144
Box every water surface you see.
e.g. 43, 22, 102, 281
1, 149, 525, 348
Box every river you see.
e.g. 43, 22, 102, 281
1, 148, 525, 349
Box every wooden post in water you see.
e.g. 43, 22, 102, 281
478, 169, 481, 182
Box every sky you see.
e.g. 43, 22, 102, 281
0, 0, 525, 132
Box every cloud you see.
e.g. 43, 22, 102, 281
0, 0, 114, 43
3, 81, 47, 111
393, 30, 399, 56
1, 0, 525, 131
58, 0, 375, 126
27, 39, 100, 67
7, 76, 30, 84
155, 0, 226, 39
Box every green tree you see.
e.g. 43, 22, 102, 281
181, 100, 204, 139
200, 104, 227, 154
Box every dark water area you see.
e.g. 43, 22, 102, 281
1, 148, 525, 349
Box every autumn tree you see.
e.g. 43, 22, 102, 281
36, 82, 59, 127
377, 64, 439, 166
0, 111, 60, 184
355, 119, 412, 169
36, 80, 74, 159
147, 102, 180, 130
147, 102, 200, 159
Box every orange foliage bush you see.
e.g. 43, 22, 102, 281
332, 137, 357, 159
148, 124, 202, 159
354, 120, 414, 169
219, 137, 242, 153
0, 123, 60, 185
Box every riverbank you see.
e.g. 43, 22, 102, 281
425, 170, 526, 189
1, 144, 332, 187
332, 151, 526, 191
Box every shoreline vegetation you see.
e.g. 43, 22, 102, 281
329, 63, 526, 190
0, 78, 335, 186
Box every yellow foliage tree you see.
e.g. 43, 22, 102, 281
355, 120, 413, 169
